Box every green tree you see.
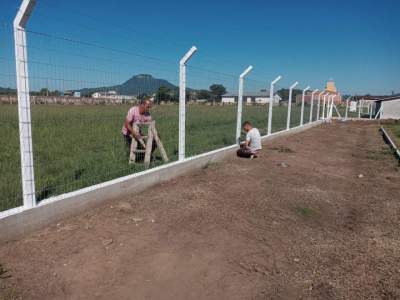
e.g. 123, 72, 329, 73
50, 90, 61, 96
155, 86, 172, 104
197, 89, 212, 101
138, 93, 149, 101
209, 84, 227, 102
39, 88, 50, 96
171, 88, 179, 102
277, 88, 303, 102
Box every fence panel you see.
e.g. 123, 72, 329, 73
185, 66, 238, 156
21, 7, 181, 202
1, 1, 335, 213
241, 78, 269, 137
0, 24, 23, 212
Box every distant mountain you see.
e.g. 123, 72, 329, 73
80, 74, 177, 96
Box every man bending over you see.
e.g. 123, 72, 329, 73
122, 99, 154, 158
237, 121, 262, 159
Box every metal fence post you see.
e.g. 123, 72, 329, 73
369, 102, 372, 119
309, 89, 319, 123
327, 95, 332, 119
327, 95, 337, 121
300, 86, 310, 126
286, 81, 298, 130
326, 95, 332, 119
236, 66, 253, 144
14, 0, 36, 209
267, 75, 282, 135
316, 92, 324, 121
322, 94, 328, 120
345, 98, 349, 120
179, 46, 197, 161
374, 105, 383, 119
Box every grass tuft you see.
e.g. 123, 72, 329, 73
296, 206, 315, 218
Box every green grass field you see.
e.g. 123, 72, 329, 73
384, 122, 400, 145
0, 103, 316, 211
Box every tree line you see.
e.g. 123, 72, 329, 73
154, 84, 227, 104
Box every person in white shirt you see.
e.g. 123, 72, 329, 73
237, 121, 262, 159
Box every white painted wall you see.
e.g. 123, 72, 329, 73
255, 97, 268, 104
381, 99, 400, 119
221, 97, 236, 103
350, 101, 357, 112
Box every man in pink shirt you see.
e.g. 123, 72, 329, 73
122, 99, 153, 158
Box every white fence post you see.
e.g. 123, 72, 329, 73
300, 85, 310, 126
286, 81, 298, 130
179, 46, 197, 161
236, 66, 253, 144
374, 105, 383, 119
345, 98, 349, 120
14, 0, 36, 209
326, 95, 332, 119
316, 92, 324, 121
328, 95, 336, 119
333, 104, 342, 118
309, 89, 319, 123
268, 75, 282, 135
369, 102, 373, 119
322, 94, 328, 119
326, 94, 332, 119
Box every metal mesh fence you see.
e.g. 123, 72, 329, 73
242, 104, 268, 137
238, 77, 269, 138
13, 6, 182, 203
0, 24, 22, 211
0, 0, 347, 213
185, 66, 238, 156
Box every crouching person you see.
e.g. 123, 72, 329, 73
237, 121, 262, 159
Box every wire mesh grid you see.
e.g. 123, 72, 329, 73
2, 5, 186, 204
0, 1, 337, 211
0, 24, 23, 211
270, 81, 289, 133
184, 65, 240, 156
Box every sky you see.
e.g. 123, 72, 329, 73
0, 0, 399, 95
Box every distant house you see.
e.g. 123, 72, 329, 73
63, 90, 74, 97
92, 92, 102, 99
221, 92, 281, 104
374, 96, 400, 119
92, 90, 117, 98
91, 91, 136, 101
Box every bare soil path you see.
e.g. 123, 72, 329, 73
1, 121, 399, 299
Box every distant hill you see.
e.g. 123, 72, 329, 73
80, 74, 177, 96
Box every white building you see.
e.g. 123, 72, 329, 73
92, 92, 102, 99
375, 96, 400, 119
91, 91, 136, 101
221, 92, 281, 104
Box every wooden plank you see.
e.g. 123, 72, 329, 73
144, 122, 154, 167
129, 137, 137, 164
152, 123, 169, 163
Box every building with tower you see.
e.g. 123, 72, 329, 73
295, 79, 342, 104
325, 79, 337, 93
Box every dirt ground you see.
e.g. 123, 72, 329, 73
1, 121, 399, 300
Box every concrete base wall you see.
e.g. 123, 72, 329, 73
0, 121, 322, 242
